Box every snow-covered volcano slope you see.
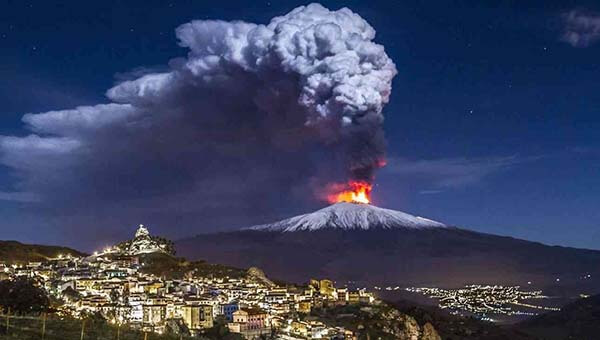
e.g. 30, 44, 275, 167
249, 202, 446, 232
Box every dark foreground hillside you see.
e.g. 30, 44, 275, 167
515, 294, 600, 340
0, 313, 243, 340
393, 294, 600, 340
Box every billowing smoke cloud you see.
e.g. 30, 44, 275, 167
0, 4, 396, 243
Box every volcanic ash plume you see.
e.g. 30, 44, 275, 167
108, 3, 397, 181
0, 4, 396, 230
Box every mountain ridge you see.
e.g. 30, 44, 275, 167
177, 203, 600, 297
0, 240, 86, 264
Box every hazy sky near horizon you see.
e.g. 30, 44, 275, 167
1, 0, 599, 250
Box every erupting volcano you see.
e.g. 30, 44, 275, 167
328, 181, 372, 204
294, 178, 447, 231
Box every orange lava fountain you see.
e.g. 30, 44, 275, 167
328, 181, 372, 204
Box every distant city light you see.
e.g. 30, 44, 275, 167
406, 284, 561, 319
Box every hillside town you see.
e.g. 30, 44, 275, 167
0, 225, 381, 339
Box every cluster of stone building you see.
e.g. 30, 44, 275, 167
0, 225, 375, 339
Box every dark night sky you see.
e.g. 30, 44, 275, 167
0, 0, 599, 251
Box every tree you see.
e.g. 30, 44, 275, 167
152, 236, 175, 255
199, 316, 243, 340
0, 277, 50, 315
62, 286, 82, 302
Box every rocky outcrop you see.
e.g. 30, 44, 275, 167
399, 314, 421, 340
421, 322, 442, 340
247, 267, 276, 288
379, 306, 442, 340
